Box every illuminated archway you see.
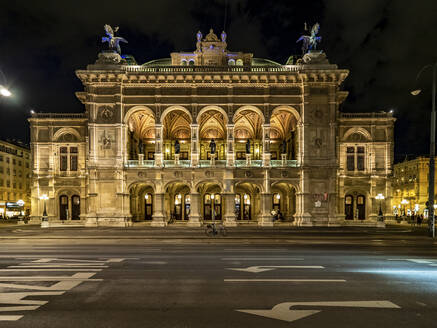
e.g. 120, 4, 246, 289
198, 106, 228, 160
269, 106, 300, 160
161, 107, 192, 160
233, 106, 264, 160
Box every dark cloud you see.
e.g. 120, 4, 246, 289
0, 0, 436, 160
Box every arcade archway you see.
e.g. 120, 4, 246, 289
233, 107, 264, 160
162, 108, 192, 160
269, 107, 299, 161
129, 183, 154, 221
198, 107, 227, 160
271, 182, 297, 221
126, 108, 156, 160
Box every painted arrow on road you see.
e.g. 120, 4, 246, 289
237, 300, 400, 323
227, 265, 324, 273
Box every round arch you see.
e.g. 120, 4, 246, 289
343, 127, 372, 142
53, 128, 81, 142
271, 105, 301, 123
123, 105, 155, 124
160, 106, 193, 124
234, 180, 265, 193
194, 180, 224, 193
271, 180, 300, 194
233, 105, 265, 124
128, 181, 156, 193
197, 106, 229, 124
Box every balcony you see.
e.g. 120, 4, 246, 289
124, 159, 298, 168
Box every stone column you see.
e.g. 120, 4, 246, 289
154, 124, 164, 167
223, 193, 237, 226
259, 169, 273, 226
190, 124, 199, 167
151, 193, 166, 227
188, 192, 202, 226
226, 124, 235, 167
295, 169, 313, 226
262, 124, 271, 167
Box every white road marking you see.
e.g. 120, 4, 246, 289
143, 261, 167, 265
224, 248, 290, 251
227, 265, 324, 273
237, 300, 400, 323
0, 315, 24, 321
0, 291, 65, 305
0, 269, 103, 272
31, 258, 107, 263
225, 279, 346, 282
8, 265, 109, 268
0, 306, 40, 311
388, 259, 437, 264
222, 258, 303, 261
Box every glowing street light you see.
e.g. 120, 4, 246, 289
40, 194, 49, 221
0, 86, 11, 97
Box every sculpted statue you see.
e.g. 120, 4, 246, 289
174, 140, 180, 154
221, 31, 227, 42
281, 139, 287, 154
196, 31, 203, 42
102, 24, 128, 54
209, 139, 216, 155
245, 139, 251, 154
296, 22, 321, 55
138, 139, 144, 154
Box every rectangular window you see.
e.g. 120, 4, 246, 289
357, 147, 365, 171
0, 155, 2, 161
18, 160, 22, 166
60, 147, 68, 171
18, 170, 22, 177
6, 180, 10, 187
26, 162, 29, 168
0, 167, 3, 173
0, 179, 3, 186
13, 182, 16, 189
346, 147, 355, 171
70, 155, 78, 171
12, 159, 16, 165
6, 157, 9, 163
6, 168, 10, 175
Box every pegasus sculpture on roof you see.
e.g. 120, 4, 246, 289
296, 22, 321, 55
102, 24, 128, 54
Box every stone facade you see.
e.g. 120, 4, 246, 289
29, 29, 395, 227
392, 157, 437, 219
0, 140, 31, 218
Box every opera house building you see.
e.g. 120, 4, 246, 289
29, 29, 395, 227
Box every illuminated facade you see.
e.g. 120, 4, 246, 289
392, 157, 436, 218
29, 29, 395, 227
0, 140, 31, 218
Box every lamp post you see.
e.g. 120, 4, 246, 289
401, 199, 409, 217
40, 194, 48, 222
411, 61, 437, 237
0, 69, 11, 97
375, 193, 385, 221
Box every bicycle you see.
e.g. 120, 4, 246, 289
204, 222, 226, 237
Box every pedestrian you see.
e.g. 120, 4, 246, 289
418, 214, 423, 226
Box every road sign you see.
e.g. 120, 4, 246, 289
227, 265, 324, 273
237, 300, 400, 323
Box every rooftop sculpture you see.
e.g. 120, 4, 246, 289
296, 22, 322, 55
102, 24, 128, 54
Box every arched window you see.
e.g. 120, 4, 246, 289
273, 193, 281, 211
181, 59, 187, 66
71, 195, 80, 220
59, 195, 68, 220
235, 194, 241, 220
236, 59, 243, 66
242, 193, 251, 220
184, 194, 191, 220
144, 193, 153, 220
228, 59, 236, 66
188, 60, 195, 66
204, 193, 222, 220
174, 193, 183, 220
345, 195, 353, 220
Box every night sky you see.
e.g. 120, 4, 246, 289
0, 0, 436, 161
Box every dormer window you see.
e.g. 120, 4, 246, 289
228, 59, 235, 66
181, 59, 187, 66
236, 59, 243, 66
188, 60, 195, 66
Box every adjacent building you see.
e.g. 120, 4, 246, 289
392, 157, 435, 217
29, 29, 395, 227
0, 139, 31, 218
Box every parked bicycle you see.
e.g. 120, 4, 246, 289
204, 222, 226, 237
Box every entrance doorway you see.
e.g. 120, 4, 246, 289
345, 195, 354, 220
344, 194, 366, 220
59, 195, 68, 220
144, 193, 153, 220
71, 195, 80, 220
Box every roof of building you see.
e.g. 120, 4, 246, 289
141, 57, 282, 67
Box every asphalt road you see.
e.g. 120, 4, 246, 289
0, 226, 436, 327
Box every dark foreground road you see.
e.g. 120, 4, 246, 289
0, 226, 436, 327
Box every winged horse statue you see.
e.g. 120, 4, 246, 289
102, 24, 128, 54
296, 22, 322, 55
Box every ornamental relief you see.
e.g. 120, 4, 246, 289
98, 106, 115, 123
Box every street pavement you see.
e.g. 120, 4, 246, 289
0, 225, 435, 327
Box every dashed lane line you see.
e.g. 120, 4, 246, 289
224, 279, 347, 282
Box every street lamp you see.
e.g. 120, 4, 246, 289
0, 86, 11, 97
40, 194, 49, 221
411, 61, 437, 237
401, 199, 409, 217
375, 193, 385, 221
